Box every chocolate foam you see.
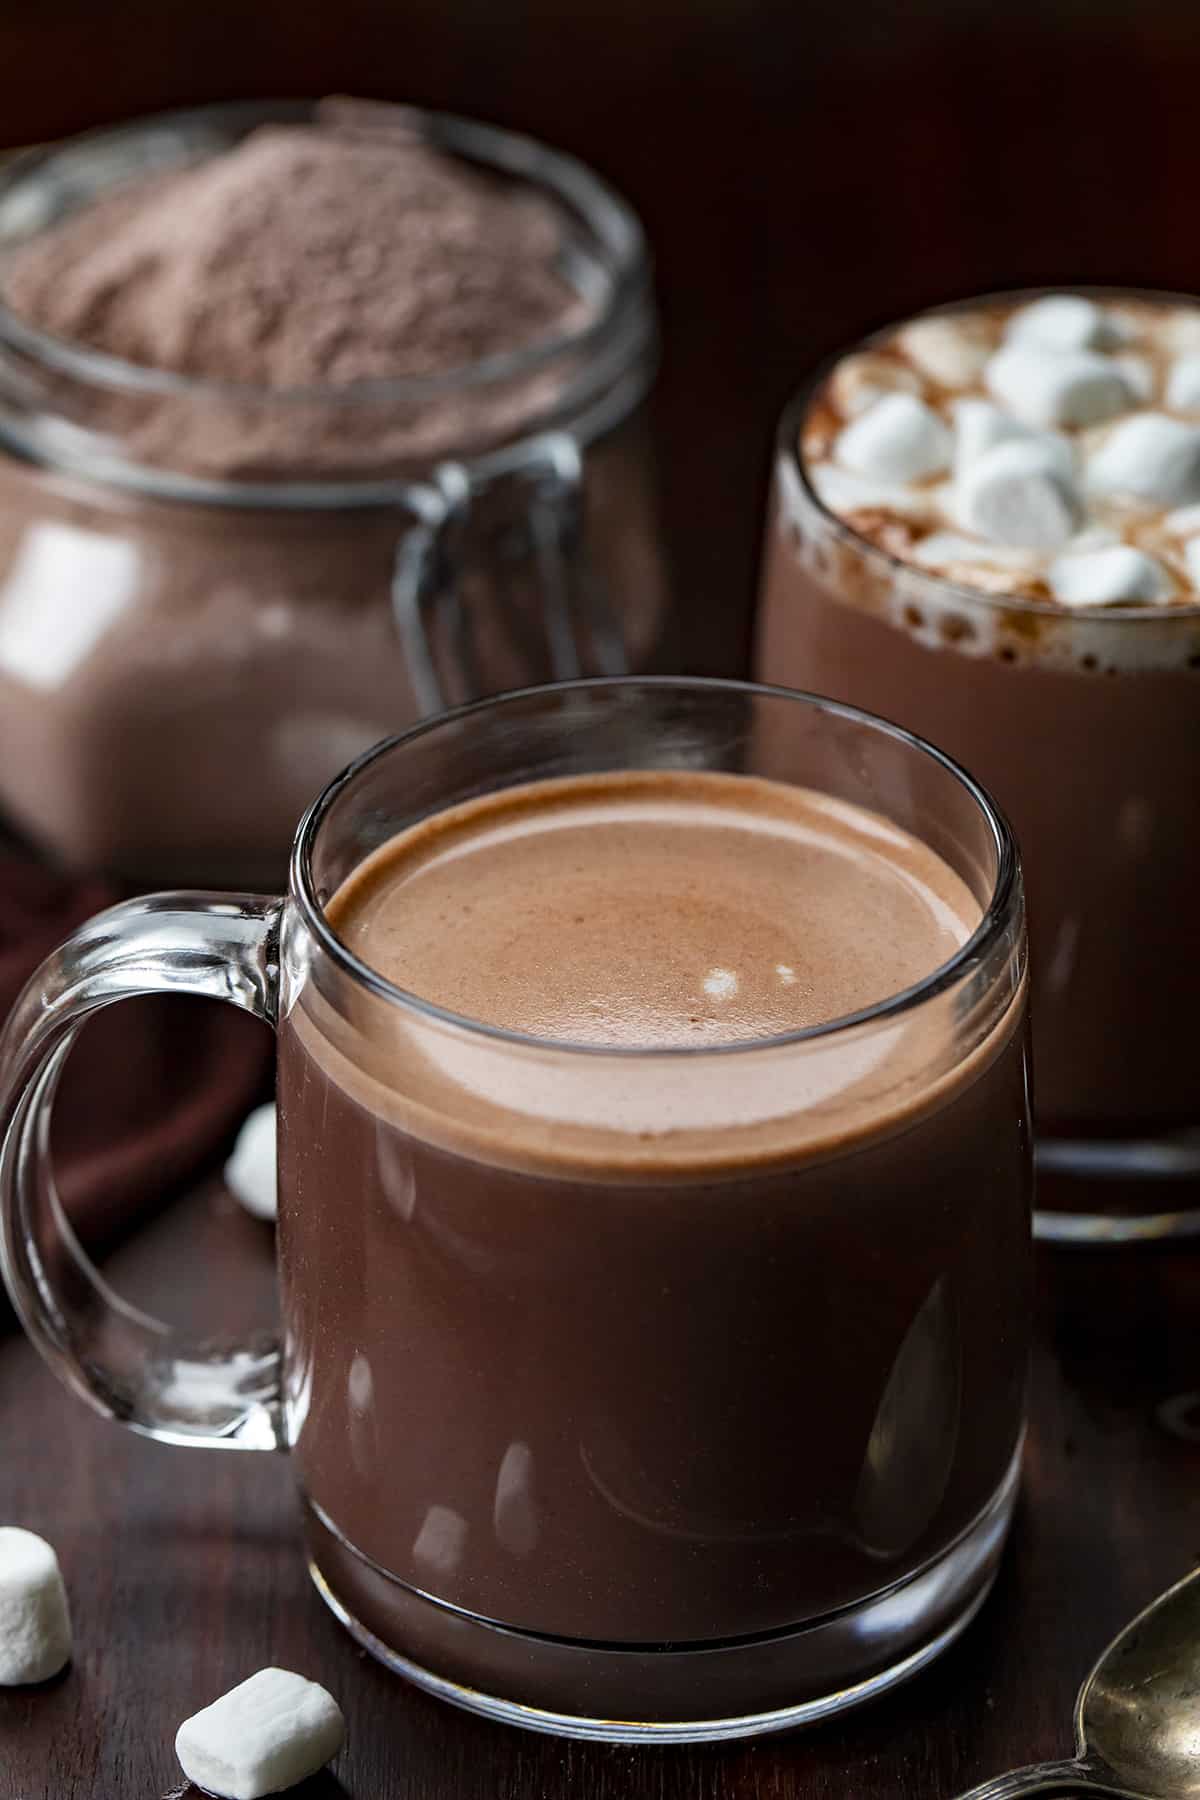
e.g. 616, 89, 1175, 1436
330, 769, 976, 1042
292, 770, 1020, 1178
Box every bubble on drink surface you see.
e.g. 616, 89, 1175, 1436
703, 968, 738, 1000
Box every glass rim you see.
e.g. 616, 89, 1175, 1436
290, 675, 1022, 1060
780, 283, 1200, 626
0, 98, 652, 410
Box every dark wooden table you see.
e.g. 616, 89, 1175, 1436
2, 1166, 1199, 1799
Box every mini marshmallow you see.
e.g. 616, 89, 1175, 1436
1064, 523, 1122, 553
829, 352, 922, 418
956, 438, 1083, 548
952, 398, 1023, 474
1115, 353, 1155, 404
834, 393, 951, 484
923, 477, 958, 520
1162, 309, 1200, 354
1004, 294, 1119, 353
897, 315, 991, 388
1048, 545, 1171, 606
952, 400, 1075, 485
1184, 538, 1200, 589
986, 346, 1134, 430
225, 1103, 277, 1222
175, 1667, 345, 1800
1087, 413, 1200, 506
910, 531, 1039, 572
1166, 353, 1200, 412
810, 462, 933, 520
0, 1528, 72, 1685
1164, 502, 1200, 536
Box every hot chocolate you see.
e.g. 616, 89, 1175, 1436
276, 765, 1031, 1715
0, 677, 1031, 1736
756, 290, 1200, 1199
0, 102, 667, 886
328, 770, 977, 1045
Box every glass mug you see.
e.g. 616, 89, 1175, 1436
0, 679, 1032, 1742
755, 290, 1200, 1241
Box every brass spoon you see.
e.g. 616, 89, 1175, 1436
956, 1565, 1200, 1797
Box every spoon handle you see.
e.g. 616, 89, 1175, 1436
952, 1759, 1133, 1798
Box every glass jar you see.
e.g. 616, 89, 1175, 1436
0, 101, 669, 888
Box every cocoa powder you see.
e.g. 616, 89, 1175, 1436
3, 112, 588, 390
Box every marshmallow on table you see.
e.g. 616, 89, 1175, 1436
1166, 353, 1200, 412
1048, 545, 1172, 606
897, 315, 991, 388
986, 345, 1134, 429
834, 393, 951, 484
1184, 539, 1200, 589
1004, 294, 1122, 353
956, 437, 1083, 549
225, 1102, 277, 1222
175, 1667, 345, 1800
1087, 413, 1200, 506
0, 1528, 72, 1685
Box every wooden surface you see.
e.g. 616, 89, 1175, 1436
2, 1170, 1199, 1797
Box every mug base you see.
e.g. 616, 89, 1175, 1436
302, 1453, 1019, 1743
1035, 1127, 1200, 1243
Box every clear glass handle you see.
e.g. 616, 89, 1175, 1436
392, 432, 628, 716
0, 891, 284, 1451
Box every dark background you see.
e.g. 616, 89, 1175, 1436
6, 0, 1198, 677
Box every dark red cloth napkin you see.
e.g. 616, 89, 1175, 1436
0, 853, 272, 1266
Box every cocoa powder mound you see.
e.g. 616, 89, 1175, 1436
3, 116, 589, 390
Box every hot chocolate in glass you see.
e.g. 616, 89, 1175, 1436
757, 290, 1200, 1235
0, 681, 1032, 1741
